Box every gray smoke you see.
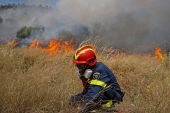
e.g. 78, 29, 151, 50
25, 0, 50, 6
0, 0, 170, 52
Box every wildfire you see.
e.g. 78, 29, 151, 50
63, 39, 75, 55
42, 39, 62, 54
28, 38, 75, 55
155, 47, 164, 60
6, 39, 19, 48
28, 39, 41, 48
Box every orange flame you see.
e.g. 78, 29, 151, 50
155, 48, 164, 60
63, 39, 74, 55
28, 39, 41, 48
6, 39, 19, 48
42, 39, 62, 54
42, 38, 75, 55
27, 38, 75, 55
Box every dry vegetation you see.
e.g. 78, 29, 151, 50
0, 45, 170, 113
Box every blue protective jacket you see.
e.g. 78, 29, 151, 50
81, 62, 122, 102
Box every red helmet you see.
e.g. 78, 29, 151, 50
73, 45, 97, 66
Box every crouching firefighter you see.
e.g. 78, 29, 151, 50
69, 45, 124, 112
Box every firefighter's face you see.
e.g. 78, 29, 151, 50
76, 63, 87, 70
76, 63, 87, 75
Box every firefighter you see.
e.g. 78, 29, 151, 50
69, 45, 124, 109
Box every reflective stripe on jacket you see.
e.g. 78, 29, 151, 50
83, 62, 122, 102
88, 79, 113, 108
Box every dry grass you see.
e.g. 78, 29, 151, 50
0, 45, 169, 113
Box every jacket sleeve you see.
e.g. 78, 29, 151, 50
80, 77, 88, 94
83, 84, 103, 100
83, 72, 111, 101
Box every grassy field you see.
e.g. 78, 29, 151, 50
0, 45, 169, 113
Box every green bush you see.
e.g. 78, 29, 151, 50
16, 26, 32, 39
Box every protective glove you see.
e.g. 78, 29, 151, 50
69, 93, 84, 106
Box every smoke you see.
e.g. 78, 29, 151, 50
0, 0, 170, 52
25, 0, 49, 6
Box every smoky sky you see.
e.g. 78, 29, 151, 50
0, 0, 170, 52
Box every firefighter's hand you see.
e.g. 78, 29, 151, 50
69, 93, 83, 106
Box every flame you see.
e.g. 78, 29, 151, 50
42, 39, 62, 54
6, 39, 19, 48
28, 39, 41, 48
155, 48, 164, 60
42, 38, 75, 55
63, 39, 74, 55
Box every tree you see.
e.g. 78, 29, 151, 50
16, 26, 32, 39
